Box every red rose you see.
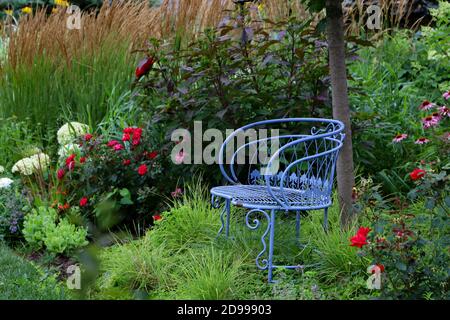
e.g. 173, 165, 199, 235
65, 154, 76, 166
409, 168, 426, 181
153, 214, 162, 221
123, 159, 131, 166
356, 226, 371, 237
123, 127, 134, 134
107, 140, 119, 147
135, 57, 155, 79
350, 233, 368, 248
138, 164, 148, 176
350, 226, 371, 248
132, 138, 141, 146
148, 151, 158, 159
79, 197, 88, 207
84, 134, 93, 141
80, 157, 86, 164
113, 144, 124, 151
57, 168, 65, 180
122, 133, 130, 142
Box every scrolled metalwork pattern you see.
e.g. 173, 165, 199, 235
245, 209, 271, 270
211, 195, 222, 209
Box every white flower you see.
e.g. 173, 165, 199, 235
0, 177, 14, 189
57, 143, 81, 159
57, 122, 90, 145
0, 165, 4, 174
11, 153, 50, 176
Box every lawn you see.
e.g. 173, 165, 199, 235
0, 244, 69, 300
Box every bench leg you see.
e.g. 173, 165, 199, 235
216, 200, 231, 238
295, 211, 301, 244
225, 199, 231, 238
217, 199, 231, 238
323, 207, 329, 232
268, 209, 276, 283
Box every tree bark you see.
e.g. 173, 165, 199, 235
325, 0, 355, 228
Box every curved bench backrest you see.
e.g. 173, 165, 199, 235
218, 119, 345, 201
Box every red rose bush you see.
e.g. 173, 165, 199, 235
55, 126, 165, 230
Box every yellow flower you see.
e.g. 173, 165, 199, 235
258, 3, 265, 12
52, 7, 58, 14
4, 9, 13, 16
55, 0, 70, 7
22, 6, 32, 14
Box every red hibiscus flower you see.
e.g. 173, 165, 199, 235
135, 57, 155, 80
123, 127, 134, 134
84, 134, 93, 141
123, 159, 131, 166
138, 164, 148, 176
148, 151, 158, 159
57, 168, 65, 180
79, 197, 88, 207
153, 214, 162, 221
409, 168, 426, 181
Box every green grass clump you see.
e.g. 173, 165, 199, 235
0, 243, 69, 300
0, 40, 136, 133
150, 182, 221, 251
92, 180, 377, 300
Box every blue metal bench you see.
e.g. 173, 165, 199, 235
211, 118, 345, 282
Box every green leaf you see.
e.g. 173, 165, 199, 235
396, 262, 407, 271
444, 196, 450, 208
425, 198, 436, 210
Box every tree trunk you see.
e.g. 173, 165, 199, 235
325, 0, 355, 228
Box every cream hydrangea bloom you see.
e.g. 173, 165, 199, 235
11, 153, 50, 176
57, 122, 90, 145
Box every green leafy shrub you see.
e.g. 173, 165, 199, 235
349, 2, 450, 194
349, 112, 449, 299
23, 206, 88, 254
133, 9, 330, 186
358, 200, 449, 299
